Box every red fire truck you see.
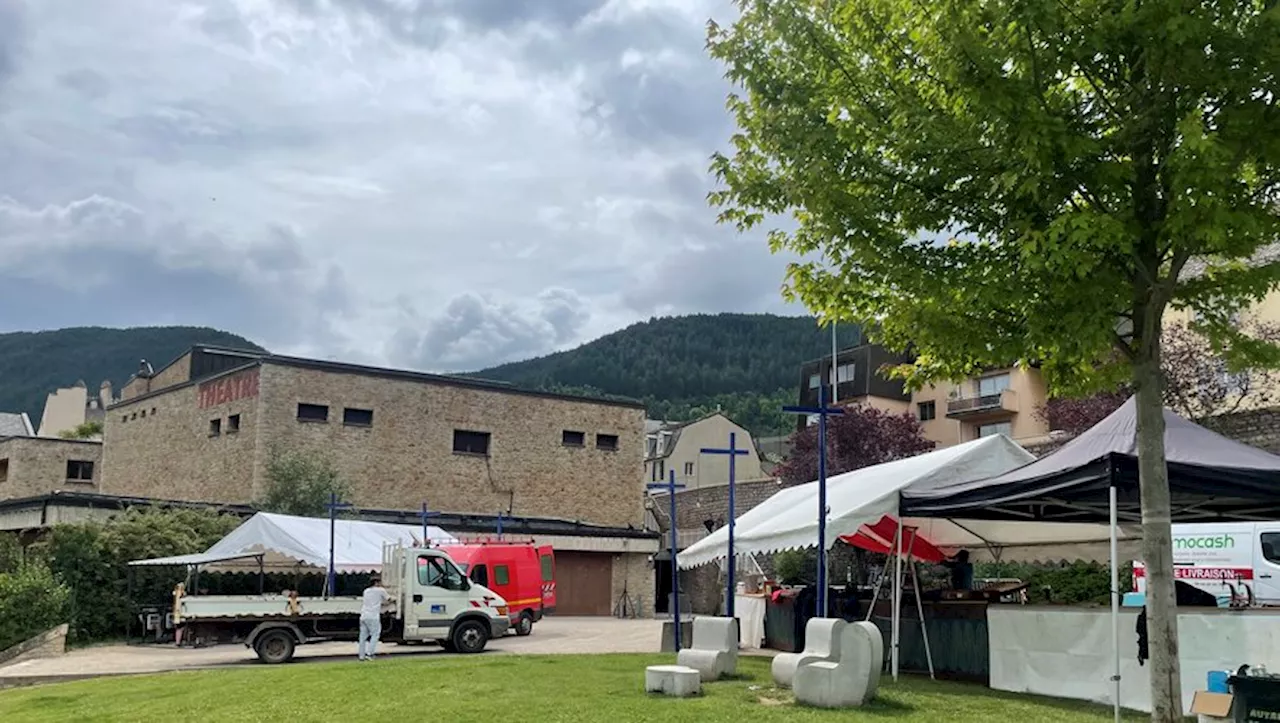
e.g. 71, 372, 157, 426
440, 541, 556, 636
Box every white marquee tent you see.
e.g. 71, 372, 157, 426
130, 512, 457, 573
678, 434, 1135, 569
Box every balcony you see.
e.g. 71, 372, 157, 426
947, 388, 1018, 420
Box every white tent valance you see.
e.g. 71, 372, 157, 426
140, 512, 458, 573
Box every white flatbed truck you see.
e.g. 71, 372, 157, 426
173, 544, 510, 663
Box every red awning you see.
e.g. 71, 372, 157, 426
839, 515, 948, 563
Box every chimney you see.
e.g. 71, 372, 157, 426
100, 380, 114, 408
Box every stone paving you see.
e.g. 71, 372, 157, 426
0, 616, 665, 688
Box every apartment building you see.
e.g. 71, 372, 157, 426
794, 344, 1050, 448
644, 412, 768, 490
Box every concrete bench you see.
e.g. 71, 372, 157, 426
794, 621, 883, 708
644, 665, 702, 697
676, 617, 739, 681
771, 617, 847, 688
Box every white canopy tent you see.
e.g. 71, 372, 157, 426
678, 435, 1133, 569
130, 512, 458, 573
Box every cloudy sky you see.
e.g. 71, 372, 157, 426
0, 0, 800, 371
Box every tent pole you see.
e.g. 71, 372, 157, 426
896, 519, 906, 675
865, 554, 888, 623
907, 529, 934, 680
1109, 483, 1121, 723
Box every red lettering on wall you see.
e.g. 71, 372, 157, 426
197, 368, 261, 410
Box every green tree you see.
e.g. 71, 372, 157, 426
257, 449, 351, 517
58, 420, 103, 440
707, 2, 1279, 718
0, 563, 70, 651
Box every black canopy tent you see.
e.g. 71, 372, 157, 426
903, 397, 1280, 525
899, 397, 1280, 722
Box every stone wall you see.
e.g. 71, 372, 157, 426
1198, 407, 1280, 454
0, 438, 102, 500
103, 360, 648, 529
103, 366, 260, 503
611, 551, 654, 616
0, 624, 68, 667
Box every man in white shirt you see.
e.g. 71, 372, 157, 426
358, 576, 391, 661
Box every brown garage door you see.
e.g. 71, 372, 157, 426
554, 551, 613, 616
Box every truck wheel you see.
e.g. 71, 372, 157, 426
515, 612, 534, 636
451, 619, 489, 654
254, 629, 296, 664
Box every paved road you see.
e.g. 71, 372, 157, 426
0, 617, 664, 688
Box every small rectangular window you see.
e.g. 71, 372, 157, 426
494, 564, 510, 586
684, 462, 694, 476
297, 403, 329, 422
343, 408, 374, 427
596, 433, 619, 451
121, 415, 128, 423
151, 407, 157, 415
209, 418, 222, 437
66, 460, 94, 481
917, 401, 936, 422
453, 429, 491, 456
140, 409, 147, 418
540, 554, 554, 582
807, 373, 821, 389
0, 459, 9, 484
130, 412, 137, 420
562, 430, 585, 447
227, 414, 241, 433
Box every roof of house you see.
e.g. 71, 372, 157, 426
1180, 242, 1280, 281
0, 412, 33, 437
115, 345, 646, 411
644, 411, 755, 461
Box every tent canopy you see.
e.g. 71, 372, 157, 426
128, 551, 265, 568
153, 512, 458, 573
679, 435, 1037, 568
902, 397, 1280, 525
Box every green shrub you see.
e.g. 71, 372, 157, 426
773, 549, 819, 585
35, 508, 241, 643
0, 563, 70, 651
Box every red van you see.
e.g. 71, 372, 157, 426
441, 541, 555, 636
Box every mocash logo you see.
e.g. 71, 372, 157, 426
1172, 534, 1236, 550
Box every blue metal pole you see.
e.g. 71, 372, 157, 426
496, 511, 504, 538
816, 384, 828, 619
669, 469, 681, 650
327, 491, 337, 598
727, 431, 737, 620
421, 501, 430, 545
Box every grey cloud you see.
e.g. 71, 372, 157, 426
112, 102, 316, 164
0, 195, 351, 347
0, 0, 26, 88
58, 69, 111, 99
286, 0, 605, 40
620, 189, 788, 315
196, 4, 254, 49
391, 287, 591, 371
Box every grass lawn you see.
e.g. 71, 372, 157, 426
0, 654, 1145, 722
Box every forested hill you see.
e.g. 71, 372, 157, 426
475, 313, 864, 437
0, 327, 264, 422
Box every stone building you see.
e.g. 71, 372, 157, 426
0, 436, 102, 500
100, 344, 657, 616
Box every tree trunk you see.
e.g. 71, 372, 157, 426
1134, 358, 1182, 721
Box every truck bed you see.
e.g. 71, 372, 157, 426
181, 594, 396, 619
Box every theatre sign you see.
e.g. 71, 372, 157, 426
198, 368, 260, 410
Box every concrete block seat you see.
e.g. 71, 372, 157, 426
644, 665, 702, 697
793, 621, 883, 709
771, 617, 846, 688
676, 617, 739, 681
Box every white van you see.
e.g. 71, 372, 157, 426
1132, 522, 1280, 607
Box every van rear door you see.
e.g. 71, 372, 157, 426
537, 546, 556, 614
